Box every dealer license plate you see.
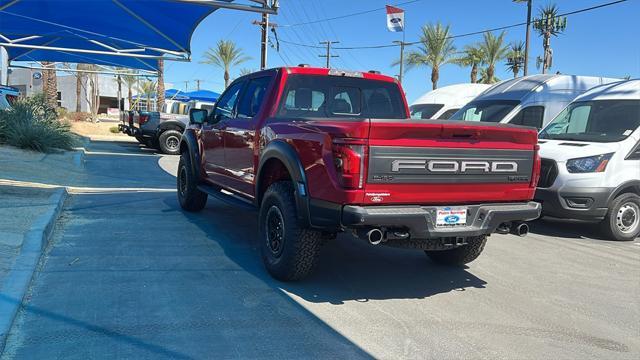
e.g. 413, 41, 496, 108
436, 207, 468, 228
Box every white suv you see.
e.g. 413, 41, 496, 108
536, 80, 640, 241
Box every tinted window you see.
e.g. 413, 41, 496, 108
438, 108, 459, 120
410, 104, 444, 119
449, 100, 519, 122
510, 106, 545, 128
212, 81, 244, 121
540, 100, 640, 143
278, 74, 406, 119
238, 76, 272, 118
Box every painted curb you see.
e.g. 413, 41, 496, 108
0, 187, 67, 352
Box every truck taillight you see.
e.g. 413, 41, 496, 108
139, 114, 149, 125
332, 141, 366, 189
6, 95, 17, 106
530, 144, 541, 188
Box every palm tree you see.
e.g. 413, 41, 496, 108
533, 4, 567, 73
479, 31, 508, 84
478, 67, 500, 84
139, 80, 156, 111
41, 61, 58, 109
394, 22, 456, 90
121, 73, 138, 110
200, 40, 251, 88
157, 59, 165, 111
505, 41, 525, 78
454, 44, 484, 83
239, 68, 254, 76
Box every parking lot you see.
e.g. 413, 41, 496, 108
0, 140, 637, 359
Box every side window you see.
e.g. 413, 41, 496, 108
510, 106, 544, 129
438, 108, 459, 120
212, 81, 244, 122
237, 76, 272, 118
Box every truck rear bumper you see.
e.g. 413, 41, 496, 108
340, 202, 541, 239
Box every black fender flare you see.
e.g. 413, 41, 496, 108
607, 180, 640, 204
256, 140, 312, 227
179, 129, 202, 181
157, 120, 186, 135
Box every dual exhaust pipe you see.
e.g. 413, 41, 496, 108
497, 222, 530, 237
361, 222, 529, 245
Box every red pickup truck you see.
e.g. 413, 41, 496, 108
178, 66, 541, 281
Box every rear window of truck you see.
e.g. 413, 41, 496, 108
278, 74, 406, 119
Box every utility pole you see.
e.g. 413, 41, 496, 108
513, 0, 532, 76
393, 40, 405, 84
194, 79, 202, 91
319, 41, 339, 69
183, 80, 189, 92
252, 17, 278, 70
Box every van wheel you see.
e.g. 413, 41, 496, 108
159, 130, 182, 155
602, 193, 640, 241
259, 181, 323, 281
425, 236, 487, 266
177, 152, 207, 212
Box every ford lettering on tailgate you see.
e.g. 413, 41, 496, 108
368, 147, 534, 184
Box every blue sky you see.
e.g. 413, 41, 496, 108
165, 0, 640, 103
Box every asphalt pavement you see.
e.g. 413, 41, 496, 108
1, 140, 638, 359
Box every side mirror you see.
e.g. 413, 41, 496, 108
189, 108, 208, 125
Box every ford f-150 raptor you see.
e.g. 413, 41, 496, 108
177, 66, 542, 281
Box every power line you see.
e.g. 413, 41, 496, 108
276, 0, 630, 51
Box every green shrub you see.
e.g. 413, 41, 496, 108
0, 93, 76, 152
109, 126, 120, 133
56, 107, 68, 120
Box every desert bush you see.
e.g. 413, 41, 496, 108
109, 126, 120, 133
66, 111, 92, 122
0, 93, 75, 152
56, 107, 68, 119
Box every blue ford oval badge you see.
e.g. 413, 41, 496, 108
444, 215, 460, 224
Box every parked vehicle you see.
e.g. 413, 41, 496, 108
449, 75, 620, 129
410, 83, 490, 120
0, 85, 19, 110
536, 80, 640, 241
177, 66, 542, 281
118, 110, 186, 155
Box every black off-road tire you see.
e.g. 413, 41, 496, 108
158, 129, 182, 155
259, 181, 323, 281
425, 236, 487, 266
135, 135, 146, 144
602, 193, 640, 241
177, 152, 207, 212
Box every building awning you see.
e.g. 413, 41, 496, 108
185, 90, 220, 102
0, 0, 237, 70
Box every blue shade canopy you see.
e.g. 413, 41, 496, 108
0, 0, 232, 70
185, 90, 220, 102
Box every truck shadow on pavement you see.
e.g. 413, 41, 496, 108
177, 197, 487, 305
529, 218, 614, 241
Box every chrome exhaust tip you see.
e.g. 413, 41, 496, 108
511, 223, 529, 237
367, 228, 384, 245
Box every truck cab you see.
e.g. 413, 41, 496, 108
536, 80, 640, 240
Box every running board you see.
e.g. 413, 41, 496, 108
197, 184, 256, 211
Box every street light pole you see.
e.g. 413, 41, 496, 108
524, 0, 532, 76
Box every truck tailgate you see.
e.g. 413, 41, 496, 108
363, 120, 539, 205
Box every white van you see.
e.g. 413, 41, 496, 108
449, 75, 620, 129
536, 79, 640, 240
410, 83, 490, 120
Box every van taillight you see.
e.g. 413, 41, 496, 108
332, 141, 366, 189
139, 114, 149, 125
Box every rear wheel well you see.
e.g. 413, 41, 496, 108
258, 158, 292, 204
159, 124, 184, 135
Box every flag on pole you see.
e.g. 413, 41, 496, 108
386, 5, 405, 32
